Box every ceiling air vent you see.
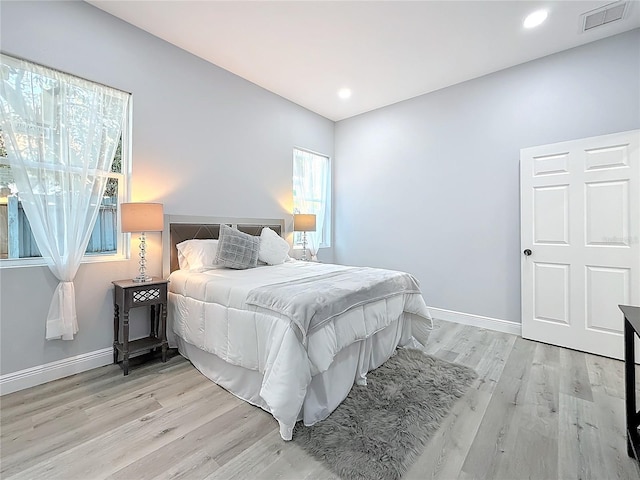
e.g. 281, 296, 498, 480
581, 1, 628, 32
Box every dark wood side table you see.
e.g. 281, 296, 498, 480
113, 278, 168, 375
621, 304, 640, 461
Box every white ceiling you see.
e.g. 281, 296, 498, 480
88, 1, 640, 121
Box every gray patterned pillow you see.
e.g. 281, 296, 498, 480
215, 224, 260, 269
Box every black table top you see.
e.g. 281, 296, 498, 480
620, 305, 640, 335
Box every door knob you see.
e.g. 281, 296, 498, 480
523, 249, 532, 256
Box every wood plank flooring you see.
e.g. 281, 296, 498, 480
1, 319, 639, 480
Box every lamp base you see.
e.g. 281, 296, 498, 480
132, 232, 152, 283
132, 274, 153, 283
301, 232, 308, 261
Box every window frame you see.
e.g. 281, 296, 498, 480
0, 100, 132, 269
292, 146, 332, 249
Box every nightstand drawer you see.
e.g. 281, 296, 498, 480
126, 284, 167, 306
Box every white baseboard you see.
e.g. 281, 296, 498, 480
427, 306, 522, 336
0, 347, 113, 396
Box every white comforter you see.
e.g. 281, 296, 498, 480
168, 261, 432, 440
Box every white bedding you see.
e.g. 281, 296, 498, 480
168, 261, 432, 440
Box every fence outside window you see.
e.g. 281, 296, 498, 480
0, 196, 118, 259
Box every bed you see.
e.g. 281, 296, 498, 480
162, 215, 433, 440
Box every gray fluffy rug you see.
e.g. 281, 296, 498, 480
292, 348, 477, 480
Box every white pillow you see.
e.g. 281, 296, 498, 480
258, 227, 290, 265
176, 239, 220, 271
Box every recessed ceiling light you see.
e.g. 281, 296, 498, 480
338, 88, 351, 100
523, 9, 548, 29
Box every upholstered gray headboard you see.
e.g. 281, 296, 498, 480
162, 215, 285, 277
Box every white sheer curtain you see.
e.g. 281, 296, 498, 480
293, 148, 330, 261
0, 54, 129, 340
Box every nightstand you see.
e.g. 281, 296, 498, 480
112, 278, 168, 375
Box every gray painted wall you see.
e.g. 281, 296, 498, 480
1, 0, 638, 379
0, 1, 334, 375
334, 29, 640, 324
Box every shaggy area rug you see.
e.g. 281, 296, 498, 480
292, 348, 477, 480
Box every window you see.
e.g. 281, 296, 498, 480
0, 58, 130, 266
293, 147, 331, 248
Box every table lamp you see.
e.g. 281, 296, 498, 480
293, 213, 316, 261
121, 202, 164, 282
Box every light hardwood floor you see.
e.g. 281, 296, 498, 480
1, 320, 639, 480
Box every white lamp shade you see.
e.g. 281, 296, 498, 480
294, 213, 316, 232
121, 203, 164, 233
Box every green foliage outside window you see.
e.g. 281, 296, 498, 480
104, 138, 121, 198
0, 130, 6, 157
0, 130, 121, 197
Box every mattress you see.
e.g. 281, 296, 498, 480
168, 261, 432, 440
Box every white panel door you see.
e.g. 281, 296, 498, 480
521, 130, 639, 359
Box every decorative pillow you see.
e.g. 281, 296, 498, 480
259, 227, 290, 265
176, 239, 220, 271
215, 224, 260, 269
